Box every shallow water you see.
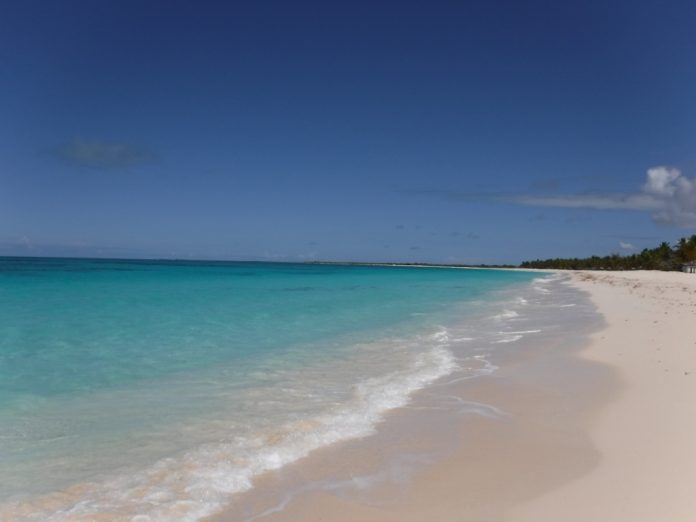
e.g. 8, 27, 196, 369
213, 271, 602, 522
0, 258, 539, 520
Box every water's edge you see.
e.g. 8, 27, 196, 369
205, 272, 605, 521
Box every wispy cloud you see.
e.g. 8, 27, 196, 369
510, 193, 661, 210
54, 138, 158, 169
619, 241, 636, 250
509, 167, 696, 228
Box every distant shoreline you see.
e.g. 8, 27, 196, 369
304, 260, 521, 269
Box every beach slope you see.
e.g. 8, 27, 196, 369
512, 270, 696, 521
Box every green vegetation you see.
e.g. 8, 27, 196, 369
520, 235, 696, 271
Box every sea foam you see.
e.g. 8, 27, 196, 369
3, 334, 458, 522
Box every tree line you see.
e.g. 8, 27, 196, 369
520, 235, 696, 271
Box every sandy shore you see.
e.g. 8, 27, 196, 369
512, 270, 696, 521
210, 270, 696, 522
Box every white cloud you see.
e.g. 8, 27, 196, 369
642, 166, 681, 196
619, 241, 636, 250
513, 193, 661, 211
510, 166, 696, 228
644, 167, 696, 227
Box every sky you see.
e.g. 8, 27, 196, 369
2, 0, 696, 264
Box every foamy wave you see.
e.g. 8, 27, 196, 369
492, 335, 523, 344
430, 327, 450, 343
491, 310, 519, 320
435, 355, 498, 386
3, 338, 457, 522
459, 355, 498, 374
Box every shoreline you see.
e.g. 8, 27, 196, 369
209, 270, 696, 521
207, 273, 611, 521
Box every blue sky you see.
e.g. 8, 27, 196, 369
2, 0, 695, 264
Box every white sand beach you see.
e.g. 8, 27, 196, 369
512, 270, 696, 521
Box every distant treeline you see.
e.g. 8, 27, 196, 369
520, 235, 696, 271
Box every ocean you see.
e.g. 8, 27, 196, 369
0, 257, 544, 520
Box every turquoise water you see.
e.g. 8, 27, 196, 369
0, 257, 537, 520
